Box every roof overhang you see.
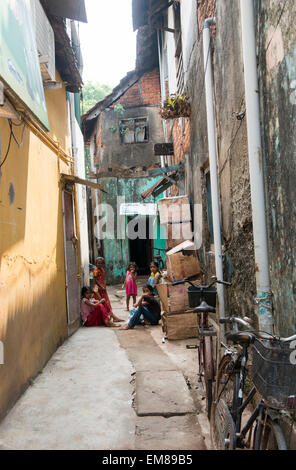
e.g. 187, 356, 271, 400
46, 15, 83, 93
141, 172, 183, 199
41, 0, 87, 23
61, 174, 107, 193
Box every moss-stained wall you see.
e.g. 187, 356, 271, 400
256, 0, 296, 336
0, 71, 70, 419
183, 0, 256, 321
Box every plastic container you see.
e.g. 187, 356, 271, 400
187, 285, 217, 308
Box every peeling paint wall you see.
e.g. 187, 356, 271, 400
177, 0, 257, 322
256, 0, 296, 336
97, 177, 166, 284
0, 71, 70, 419
94, 105, 163, 176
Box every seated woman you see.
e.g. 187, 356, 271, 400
120, 284, 161, 330
81, 287, 120, 327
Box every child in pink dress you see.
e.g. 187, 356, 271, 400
122, 262, 138, 311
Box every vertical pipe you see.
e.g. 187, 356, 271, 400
240, 0, 273, 334
157, 30, 166, 170
202, 18, 225, 323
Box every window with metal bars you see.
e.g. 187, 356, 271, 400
119, 117, 149, 144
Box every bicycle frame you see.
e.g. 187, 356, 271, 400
217, 343, 281, 449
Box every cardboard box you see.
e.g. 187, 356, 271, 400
157, 282, 190, 313
158, 196, 193, 250
157, 280, 201, 314
165, 222, 193, 250
162, 312, 198, 340
166, 240, 202, 282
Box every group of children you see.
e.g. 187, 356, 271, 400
81, 258, 162, 330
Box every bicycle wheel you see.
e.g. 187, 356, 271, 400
210, 354, 237, 449
253, 414, 287, 450
204, 336, 214, 420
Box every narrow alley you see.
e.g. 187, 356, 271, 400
0, 0, 295, 455
0, 282, 208, 450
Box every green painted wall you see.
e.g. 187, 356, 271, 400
98, 177, 166, 284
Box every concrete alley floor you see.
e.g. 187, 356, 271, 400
0, 282, 210, 450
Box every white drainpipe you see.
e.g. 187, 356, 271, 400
240, 0, 273, 334
203, 17, 226, 322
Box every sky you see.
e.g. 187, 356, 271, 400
79, 0, 137, 88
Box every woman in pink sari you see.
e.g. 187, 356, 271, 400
92, 257, 123, 322
81, 287, 119, 327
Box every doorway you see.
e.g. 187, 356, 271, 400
62, 189, 80, 333
127, 216, 152, 275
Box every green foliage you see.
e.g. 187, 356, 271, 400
81, 81, 112, 114
113, 103, 125, 115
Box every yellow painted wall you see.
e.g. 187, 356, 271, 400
0, 71, 72, 418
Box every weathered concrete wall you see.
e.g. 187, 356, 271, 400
180, 0, 257, 321
182, 0, 295, 331
0, 71, 70, 419
94, 105, 163, 175
256, 0, 296, 336
213, 1, 256, 320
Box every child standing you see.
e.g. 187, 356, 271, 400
147, 261, 162, 295
122, 262, 137, 311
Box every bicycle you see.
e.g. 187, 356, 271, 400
172, 277, 231, 419
210, 316, 296, 450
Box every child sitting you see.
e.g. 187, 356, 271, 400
81, 287, 120, 327
120, 284, 161, 330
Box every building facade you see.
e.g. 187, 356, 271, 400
132, 0, 296, 338
0, 0, 90, 419
83, 68, 168, 283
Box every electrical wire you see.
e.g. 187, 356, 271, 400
0, 120, 13, 169
219, 118, 244, 176
0, 118, 26, 169
10, 119, 26, 148
265, 0, 289, 53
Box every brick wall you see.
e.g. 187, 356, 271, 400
113, 69, 161, 108
172, 118, 191, 164
140, 69, 161, 105
197, 0, 216, 35
166, 117, 191, 196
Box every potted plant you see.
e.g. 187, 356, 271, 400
160, 94, 191, 119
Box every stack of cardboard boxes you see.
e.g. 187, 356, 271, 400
157, 238, 203, 340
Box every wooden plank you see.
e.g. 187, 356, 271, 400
149, 163, 183, 176
61, 173, 107, 192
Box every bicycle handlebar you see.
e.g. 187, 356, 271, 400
220, 316, 296, 342
172, 277, 232, 289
